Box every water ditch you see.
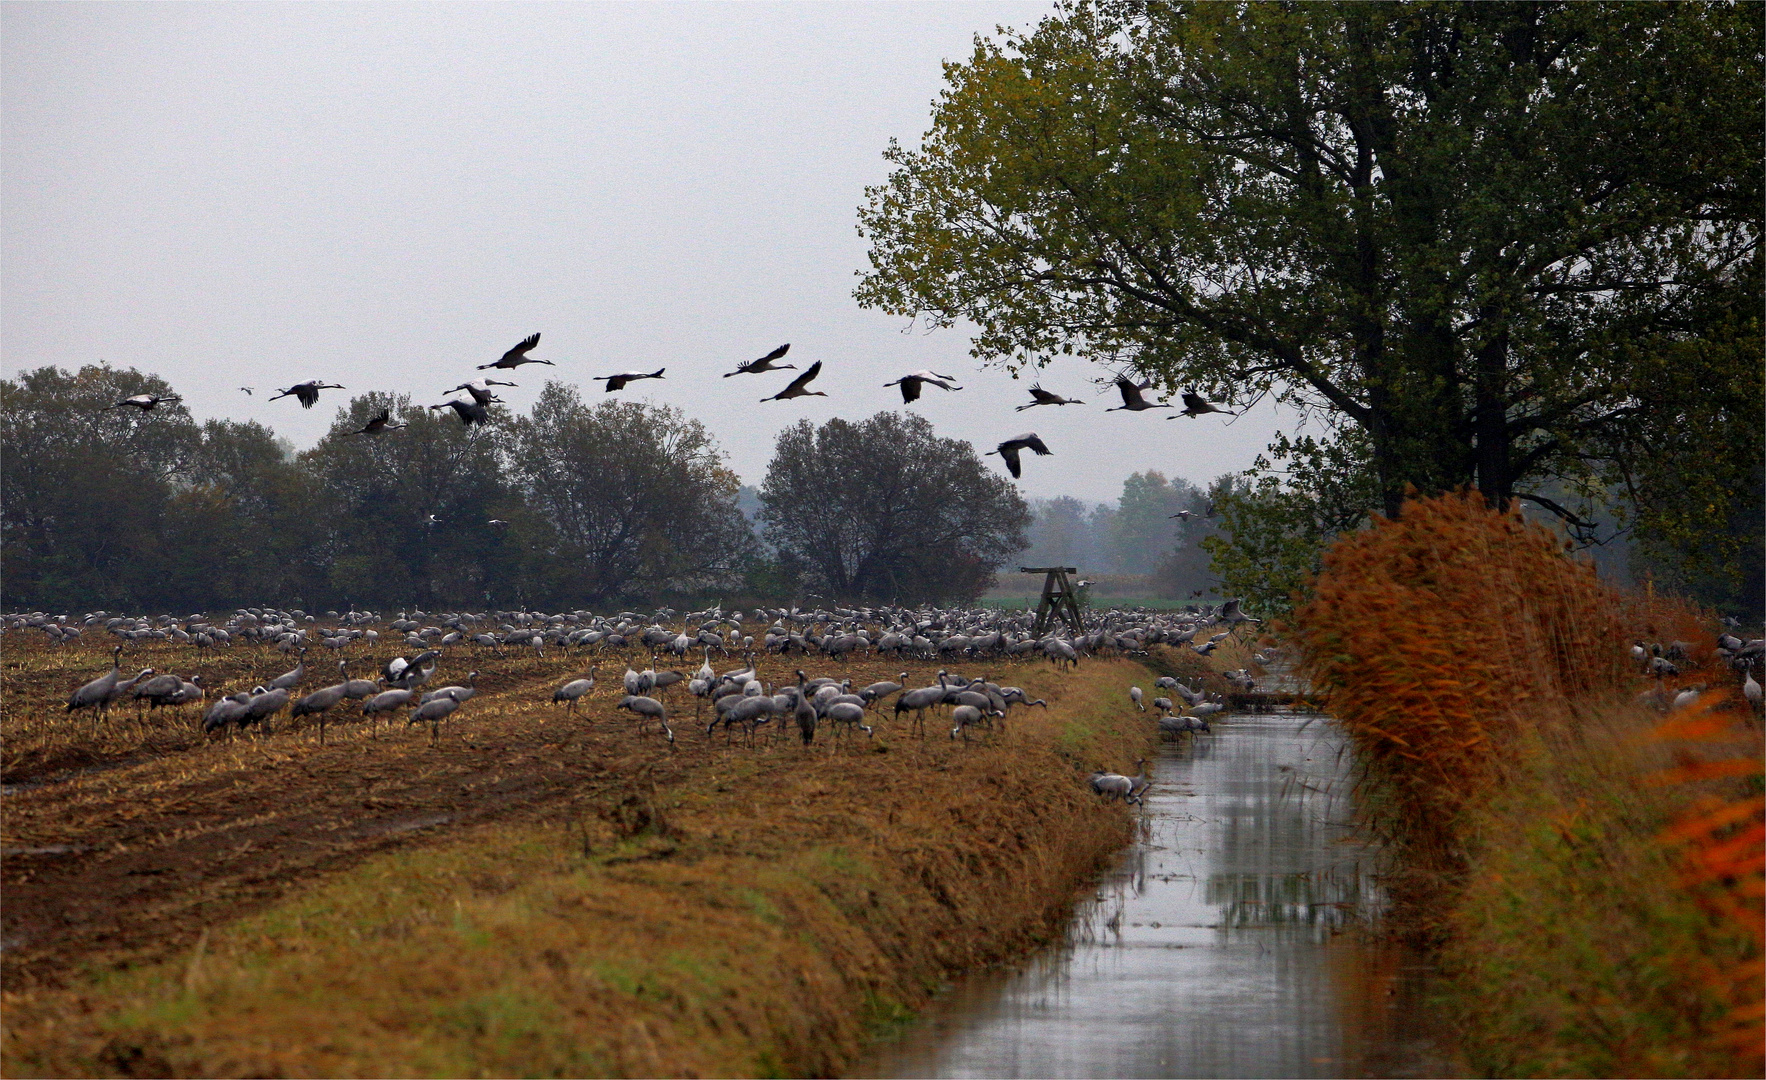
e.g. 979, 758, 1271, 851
855, 708, 1462, 1079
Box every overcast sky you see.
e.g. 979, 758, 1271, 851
3, 1, 1299, 505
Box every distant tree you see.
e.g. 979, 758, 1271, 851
503, 384, 755, 607
302, 393, 513, 609
159, 419, 329, 610
759, 412, 1030, 604
0, 364, 200, 611
1110, 471, 1199, 576
1203, 429, 1383, 618
1150, 481, 1219, 600
1022, 496, 1092, 568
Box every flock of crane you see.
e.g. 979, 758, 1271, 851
22, 601, 1258, 792
105, 334, 1243, 483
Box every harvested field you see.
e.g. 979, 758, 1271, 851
0, 630, 1240, 1075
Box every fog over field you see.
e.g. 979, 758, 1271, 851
2, 1, 1296, 505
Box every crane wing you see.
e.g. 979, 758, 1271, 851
500, 333, 540, 362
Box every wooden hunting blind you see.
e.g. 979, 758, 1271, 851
1022, 566, 1085, 636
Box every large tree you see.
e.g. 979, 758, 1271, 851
856, 1, 1762, 536
1, 364, 200, 611
302, 393, 513, 610
502, 384, 756, 608
759, 412, 1030, 604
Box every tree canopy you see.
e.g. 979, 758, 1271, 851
857, 0, 1762, 605
758, 411, 1030, 604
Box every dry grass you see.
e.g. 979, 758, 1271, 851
2, 629, 1163, 1077
1293, 489, 1763, 1076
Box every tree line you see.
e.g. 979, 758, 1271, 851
0, 365, 1029, 613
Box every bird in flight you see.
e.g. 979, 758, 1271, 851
1016, 384, 1085, 411
1169, 510, 1193, 520
1105, 376, 1167, 413
1172, 390, 1237, 418
596, 368, 666, 393
110, 394, 182, 412
238, 387, 253, 396
725, 343, 794, 377
478, 334, 553, 371
884, 371, 962, 404
448, 378, 516, 406
762, 360, 826, 402
987, 432, 1052, 479
341, 408, 405, 436
431, 399, 489, 426
269, 381, 345, 409
486, 518, 509, 527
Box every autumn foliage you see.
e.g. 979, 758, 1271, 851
1296, 488, 1763, 1075
1294, 490, 1628, 875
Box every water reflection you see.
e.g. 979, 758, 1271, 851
854, 711, 1459, 1079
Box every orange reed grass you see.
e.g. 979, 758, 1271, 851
1651, 693, 1766, 1069
1293, 489, 1629, 879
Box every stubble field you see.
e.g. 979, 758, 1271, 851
1, 627, 1243, 1075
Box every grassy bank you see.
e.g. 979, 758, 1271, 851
1295, 491, 1762, 1077
3, 658, 1157, 1077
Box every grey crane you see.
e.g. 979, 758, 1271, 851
1219, 598, 1259, 624
1126, 758, 1152, 803
1016, 383, 1084, 411
1171, 390, 1237, 418
410, 693, 460, 745
615, 694, 674, 745
859, 673, 908, 709
342, 408, 406, 436
292, 680, 352, 743
725, 343, 794, 377
66, 646, 125, 718
987, 432, 1052, 479
553, 666, 599, 713
104, 668, 156, 711
894, 679, 948, 737
1104, 376, 1167, 413
761, 360, 826, 402
339, 660, 379, 699
448, 378, 517, 405
825, 700, 874, 739
478, 333, 553, 371
166, 676, 206, 708
363, 686, 417, 721
385, 650, 439, 687
596, 368, 665, 392
268, 380, 345, 408
1128, 685, 1145, 711
422, 671, 479, 704
203, 691, 254, 734
268, 649, 308, 691
792, 688, 817, 746
111, 393, 182, 412
1090, 770, 1134, 800
884, 370, 962, 403
131, 672, 185, 709
950, 703, 995, 742
431, 398, 489, 426
243, 686, 291, 732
